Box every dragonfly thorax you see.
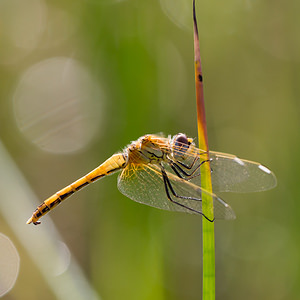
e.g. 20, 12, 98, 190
125, 135, 167, 165
138, 135, 167, 162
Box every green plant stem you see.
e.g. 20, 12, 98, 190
193, 0, 215, 299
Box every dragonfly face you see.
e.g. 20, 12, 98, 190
27, 133, 277, 225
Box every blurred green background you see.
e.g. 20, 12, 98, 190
0, 0, 299, 299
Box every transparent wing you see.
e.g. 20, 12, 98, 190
153, 137, 277, 193
209, 151, 277, 192
156, 138, 277, 193
117, 163, 235, 220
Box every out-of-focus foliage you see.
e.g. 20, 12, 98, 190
0, 0, 299, 299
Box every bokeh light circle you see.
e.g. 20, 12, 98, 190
52, 241, 71, 277
0, 0, 47, 64
13, 57, 104, 154
160, 0, 192, 30
0, 233, 20, 297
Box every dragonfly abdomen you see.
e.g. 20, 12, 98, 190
27, 153, 127, 225
84, 153, 127, 182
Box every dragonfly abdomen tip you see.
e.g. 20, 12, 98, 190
26, 217, 33, 225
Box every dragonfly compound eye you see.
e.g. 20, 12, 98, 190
172, 133, 190, 158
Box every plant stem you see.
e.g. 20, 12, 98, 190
193, 1, 215, 299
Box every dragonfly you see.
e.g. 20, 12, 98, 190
27, 133, 276, 225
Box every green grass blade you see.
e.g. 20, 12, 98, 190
193, 1, 215, 299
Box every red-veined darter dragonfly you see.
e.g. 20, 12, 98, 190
27, 133, 276, 225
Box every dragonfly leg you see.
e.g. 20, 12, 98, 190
170, 159, 211, 179
160, 166, 214, 222
176, 154, 199, 170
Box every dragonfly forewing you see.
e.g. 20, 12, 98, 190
209, 151, 277, 193
172, 143, 277, 193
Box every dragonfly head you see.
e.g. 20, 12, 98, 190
171, 133, 193, 159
